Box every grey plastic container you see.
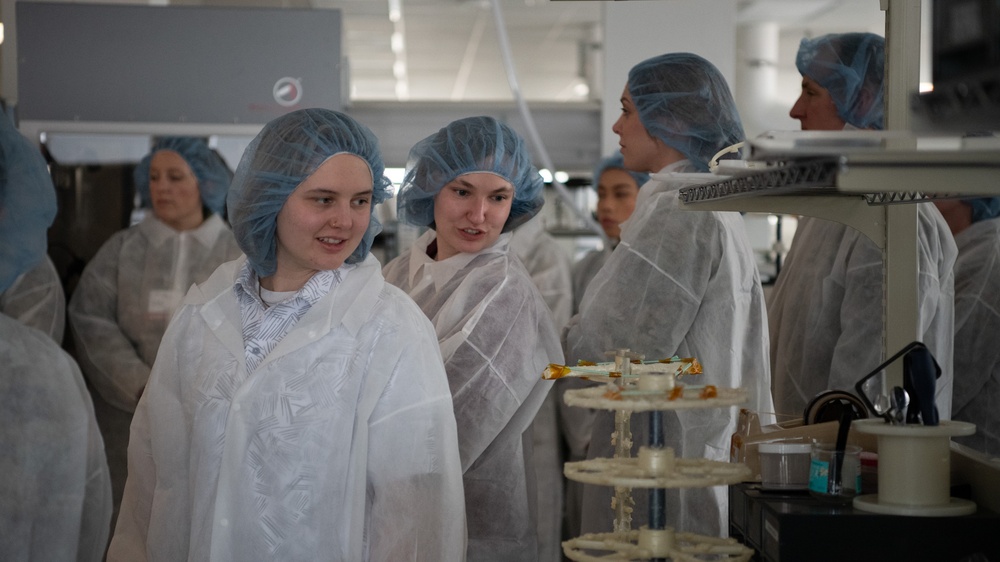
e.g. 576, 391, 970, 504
759, 441, 813, 490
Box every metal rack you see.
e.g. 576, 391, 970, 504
677, 145, 1000, 391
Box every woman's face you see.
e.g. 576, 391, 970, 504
432, 172, 514, 261
149, 150, 204, 231
789, 76, 847, 131
270, 153, 373, 291
596, 168, 640, 240
612, 86, 683, 172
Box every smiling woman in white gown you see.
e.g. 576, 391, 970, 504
107, 109, 466, 562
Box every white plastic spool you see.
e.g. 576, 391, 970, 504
637, 446, 675, 476
637, 527, 674, 558
637, 371, 674, 392
852, 419, 977, 516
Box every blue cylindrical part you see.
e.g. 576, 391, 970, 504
648, 409, 666, 537
650, 410, 664, 447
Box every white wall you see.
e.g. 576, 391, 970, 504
600, 1, 738, 157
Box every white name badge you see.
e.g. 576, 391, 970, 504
148, 289, 184, 316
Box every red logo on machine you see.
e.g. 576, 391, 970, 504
273, 77, 303, 107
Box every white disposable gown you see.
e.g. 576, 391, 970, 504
571, 247, 611, 316
68, 213, 242, 526
69, 213, 242, 413
563, 244, 612, 539
107, 254, 466, 561
511, 214, 573, 562
0, 255, 65, 343
768, 206, 956, 420
951, 217, 1000, 457
383, 230, 563, 562
565, 166, 773, 538
1, 313, 112, 562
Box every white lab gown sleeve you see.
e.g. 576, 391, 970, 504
109, 255, 466, 562
951, 217, 1000, 456
383, 231, 562, 562
0, 255, 65, 343
510, 215, 574, 562
571, 248, 611, 316
768, 204, 956, 419
0, 313, 112, 562
68, 215, 243, 413
510, 215, 574, 329
565, 172, 772, 538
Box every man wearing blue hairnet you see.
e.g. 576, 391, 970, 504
565, 53, 774, 538
108, 109, 465, 561
769, 33, 957, 422
935, 197, 1000, 456
383, 115, 562, 561
0, 114, 112, 561
68, 136, 243, 526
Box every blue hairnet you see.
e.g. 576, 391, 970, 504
627, 53, 745, 172
796, 33, 885, 130
592, 153, 649, 190
133, 137, 233, 215
0, 115, 57, 294
966, 197, 1000, 223
396, 116, 544, 232
227, 108, 392, 278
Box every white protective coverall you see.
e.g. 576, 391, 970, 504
510, 214, 573, 562
107, 254, 466, 561
768, 205, 956, 420
68, 212, 242, 524
0, 255, 65, 343
69, 213, 242, 413
383, 230, 562, 562
565, 166, 773, 537
571, 247, 611, 316
1, 312, 112, 562
951, 217, 1000, 457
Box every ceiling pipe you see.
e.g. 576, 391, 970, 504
489, 0, 607, 242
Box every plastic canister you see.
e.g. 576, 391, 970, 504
758, 441, 812, 490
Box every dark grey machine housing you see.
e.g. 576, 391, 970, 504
16, 2, 342, 129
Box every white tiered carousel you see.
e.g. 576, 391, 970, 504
545, 350, 755, 562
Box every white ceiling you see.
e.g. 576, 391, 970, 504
170, 0, 886, 103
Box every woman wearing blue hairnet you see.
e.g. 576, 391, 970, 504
571, 153, 648, 315
562, 152, 648, 540
565, 53, 773, 538
68, 136, 242, 524
769, 33, 957, 420
108, 108, 466, 561
382, 115, 563, 561
935, 198, 1000, 456
0, 114, 112, 561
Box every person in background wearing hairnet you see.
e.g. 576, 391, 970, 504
0, 112, 112, 561
571, 153, 648, 315
934, 197, 1000, 457
107, 108, 466, 561
383, 115, 562, 561
67, 137, 242, 527
510, 201, 572, 562
769, 33, 956, 421
562, 152, 648, 541
565, 52, 773, 538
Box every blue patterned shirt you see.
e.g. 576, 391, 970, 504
233, 262, 352, 373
